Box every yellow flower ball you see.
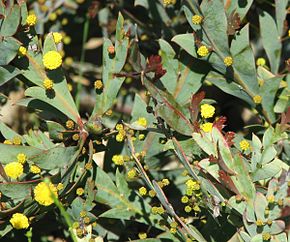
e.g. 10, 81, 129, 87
26, 14, 37, 26
43, 78, 54, 90
127, 168, 137, 179
66, 120, 74, 129
4, 162, 23, 179
13, 136, 22, 145
18, 46, 27, 57
112, 155, 124, 165
10, 213, 29, 229
138, 232, 147, 239
256, 58, 266, 66
139, 186, 147, 196
224, 56, 233, 66
30, 165, 41, 174
72, 134, 79, 141
62, 18, 68, 25
253, 95, 262, 104
137, 117, 147, 128
94, 80, 103, 90
34, 182, 58, 206
185, 205, 192, 213
17, 153, 27, 164
200, 104, 215, 118
148, 190, 156, 197
43, 51, 62, 70
76, 188, 84, 196
192, 15, 203, 25
262, 233, 271, 241
239, 140, 250, 151
4, 139, 13, 145
63, 36, 71, 45
181, 196, 189, 203
49, 12, 57, 21
255, 219, 264, 226
197, 45, 209, 57
52, 32, 63, 44
163, 0, 172, 6
56, 183, 64, 190
201, 122, 213, 133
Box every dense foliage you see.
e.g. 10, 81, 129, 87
0, 0, 289, 241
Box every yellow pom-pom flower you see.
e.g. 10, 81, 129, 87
137, 117, 147, 128
26, 14, 37, 26
262, 233, 271, 241
43, 78, 54, 90
253, 95, 262, 104
192, 15, 203, 25
30, 165, 41, 174
49, 12, 57, 21
76, 188, 84, 196
66, 120, 74, 129
256, 58, 266, 66
139, 186, 147, 196
200, 104, 215, 118
201, 122, 213, 133
4, 139, 13, 145
10, 213, 29, 229
34, 182, 58, 206
224, 56, 233, 66
17, 153, 27, 164
94, 80, 103, 90
4, 162, 23, 179
112, 155, 124, 165
52, 32, 63, 44
56, 183, 64, 190
239, 140, 250, 151
197, 45, 209, 57
18, 46, 27, 57
43, 51, 62, 70
127, 168, 137, 179
138, 232, 147, 239
13, 136, 22, 145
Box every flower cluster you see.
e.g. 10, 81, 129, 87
43, 51, 62, 70
115, 124, 126, 142
34, 182, 58, 206
10, 213, 29, 229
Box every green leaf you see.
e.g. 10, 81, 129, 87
260, 77, 281, 122
200, 0, 229, 55
0, 65, 21, 86
1, 4, 20, 37
254, 193, 267, 221
230, 24, 259, 95
0, 121, 22, 142
207, 71, 254, 105
275, 0, 288, 36
251, 159, 287, 182
171, 34, 197, 58
91, 13, 129, 117
0, 143, 77, 170
224, 0, 253, 20
159, 39, 207, 104
259, 11, 281, 74
95, 166, 140, 209
25, 86, 79, 123
23, 130, 55, 150
0, 37, 20, 65
0, 184, 32, 200
20, 34, 80, 123
143, 78, 193, 136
